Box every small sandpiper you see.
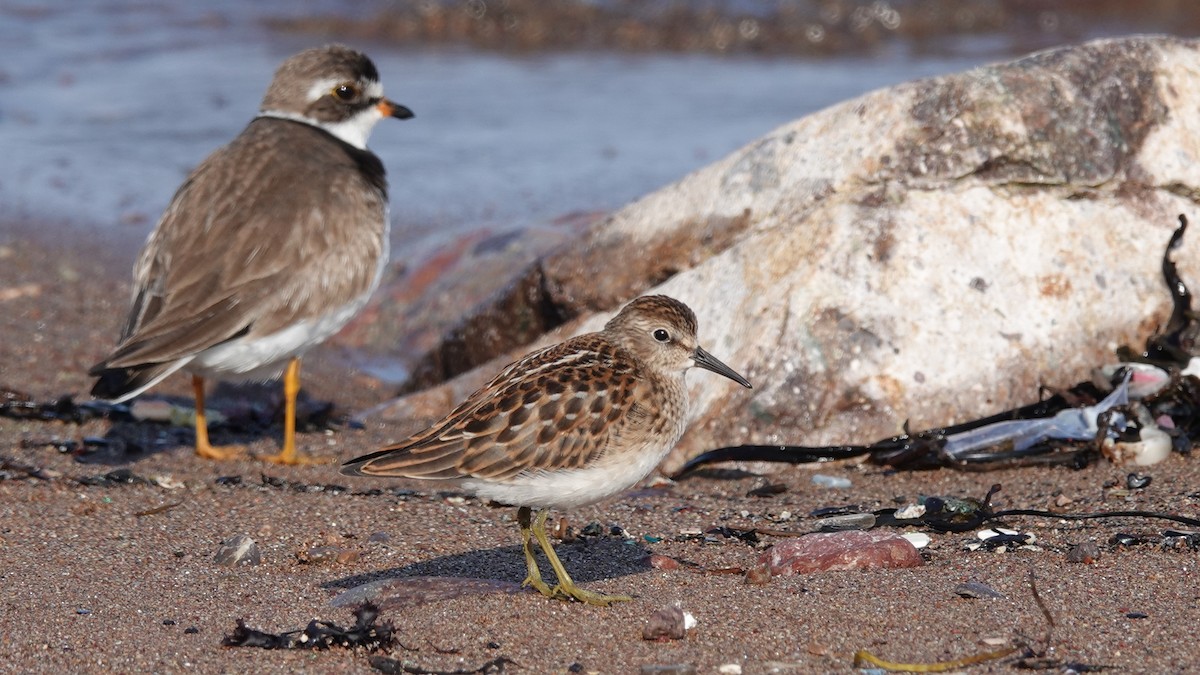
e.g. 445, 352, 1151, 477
89, 44, 413, 463
342, 295, 751, 605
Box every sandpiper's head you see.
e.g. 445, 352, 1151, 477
604, 295, 752, 388
259, 44, 413, 149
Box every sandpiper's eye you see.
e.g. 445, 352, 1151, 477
333, 83, 359, 101
653, 328, 670, 343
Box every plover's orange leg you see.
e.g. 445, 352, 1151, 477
530, 508, 632, 607
192, 375, 242, 461
259, 357, 325, 465
257, 357, 302, 464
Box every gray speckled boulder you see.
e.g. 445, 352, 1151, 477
369, 36, 1200, 474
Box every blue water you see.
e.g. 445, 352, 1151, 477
0, 1, 994, 266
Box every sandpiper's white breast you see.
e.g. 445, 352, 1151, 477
461, 423, 685, 511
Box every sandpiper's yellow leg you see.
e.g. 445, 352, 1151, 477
529, 508, 632, 607
518, 506, 554, 597
259, 357, 325, 465
192, 375, 242, 460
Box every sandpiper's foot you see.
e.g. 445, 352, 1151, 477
522, 574, 555, 598
550, 582, 632, 607
527, 507, 633, 607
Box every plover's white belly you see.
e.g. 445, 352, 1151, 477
188, 297, 365, 380
189, 236, 387, 381
460, 436, 678, 510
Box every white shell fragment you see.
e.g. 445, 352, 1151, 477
968, 527, 1038, 552
1103, 403, 1173, 466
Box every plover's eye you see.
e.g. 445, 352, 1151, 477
653, 328, 670, 343
333, 83, 359, 101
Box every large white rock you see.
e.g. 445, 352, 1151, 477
371, 36, 1200, 474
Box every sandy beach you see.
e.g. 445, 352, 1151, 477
3, 231, 1199, 673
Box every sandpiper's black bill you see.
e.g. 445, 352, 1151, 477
693, 346, 752, 388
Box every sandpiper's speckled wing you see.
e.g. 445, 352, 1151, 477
342, 334, 654, 480
89, 119, 388, 395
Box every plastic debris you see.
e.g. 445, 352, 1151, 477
941, 373, 1130, 461
1102, 403, 1172, 466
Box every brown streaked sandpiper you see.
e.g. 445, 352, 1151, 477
88, 44, 413, 464
341, 295, 752, 605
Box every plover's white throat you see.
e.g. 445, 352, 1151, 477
89, 44, 413, 464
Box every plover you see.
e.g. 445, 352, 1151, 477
89, 44, 412, 463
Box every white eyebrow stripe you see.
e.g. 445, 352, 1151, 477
307, 77, 343, 103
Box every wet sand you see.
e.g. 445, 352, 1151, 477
3, 231, 1200, 673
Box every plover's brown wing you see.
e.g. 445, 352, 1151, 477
90, 120, 388, 398
341, 336, 650, 480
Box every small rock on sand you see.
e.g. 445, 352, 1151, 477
757, 530, 924, 577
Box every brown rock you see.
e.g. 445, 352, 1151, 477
642, 603, 688, 641
743, 564, 772, 585
760, 530, 924, 577
646, 554, 681, 570
1067, 541, 1102, 564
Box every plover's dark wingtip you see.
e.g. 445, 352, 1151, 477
88, 366, 140, 401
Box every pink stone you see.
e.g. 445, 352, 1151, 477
759, 530, 924, 576
645, 554, 681, 570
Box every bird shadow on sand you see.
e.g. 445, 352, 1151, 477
78, 381, 333, 464
321, 539, 653, 609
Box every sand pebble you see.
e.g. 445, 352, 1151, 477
954, 581, 1003, 599
811, 474, 851, 488
640, 666, 696, 675
813, 512, 876, 531
643, 602, 690, 641
1066, 541, 1101, 564
213, 534, 260, 567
